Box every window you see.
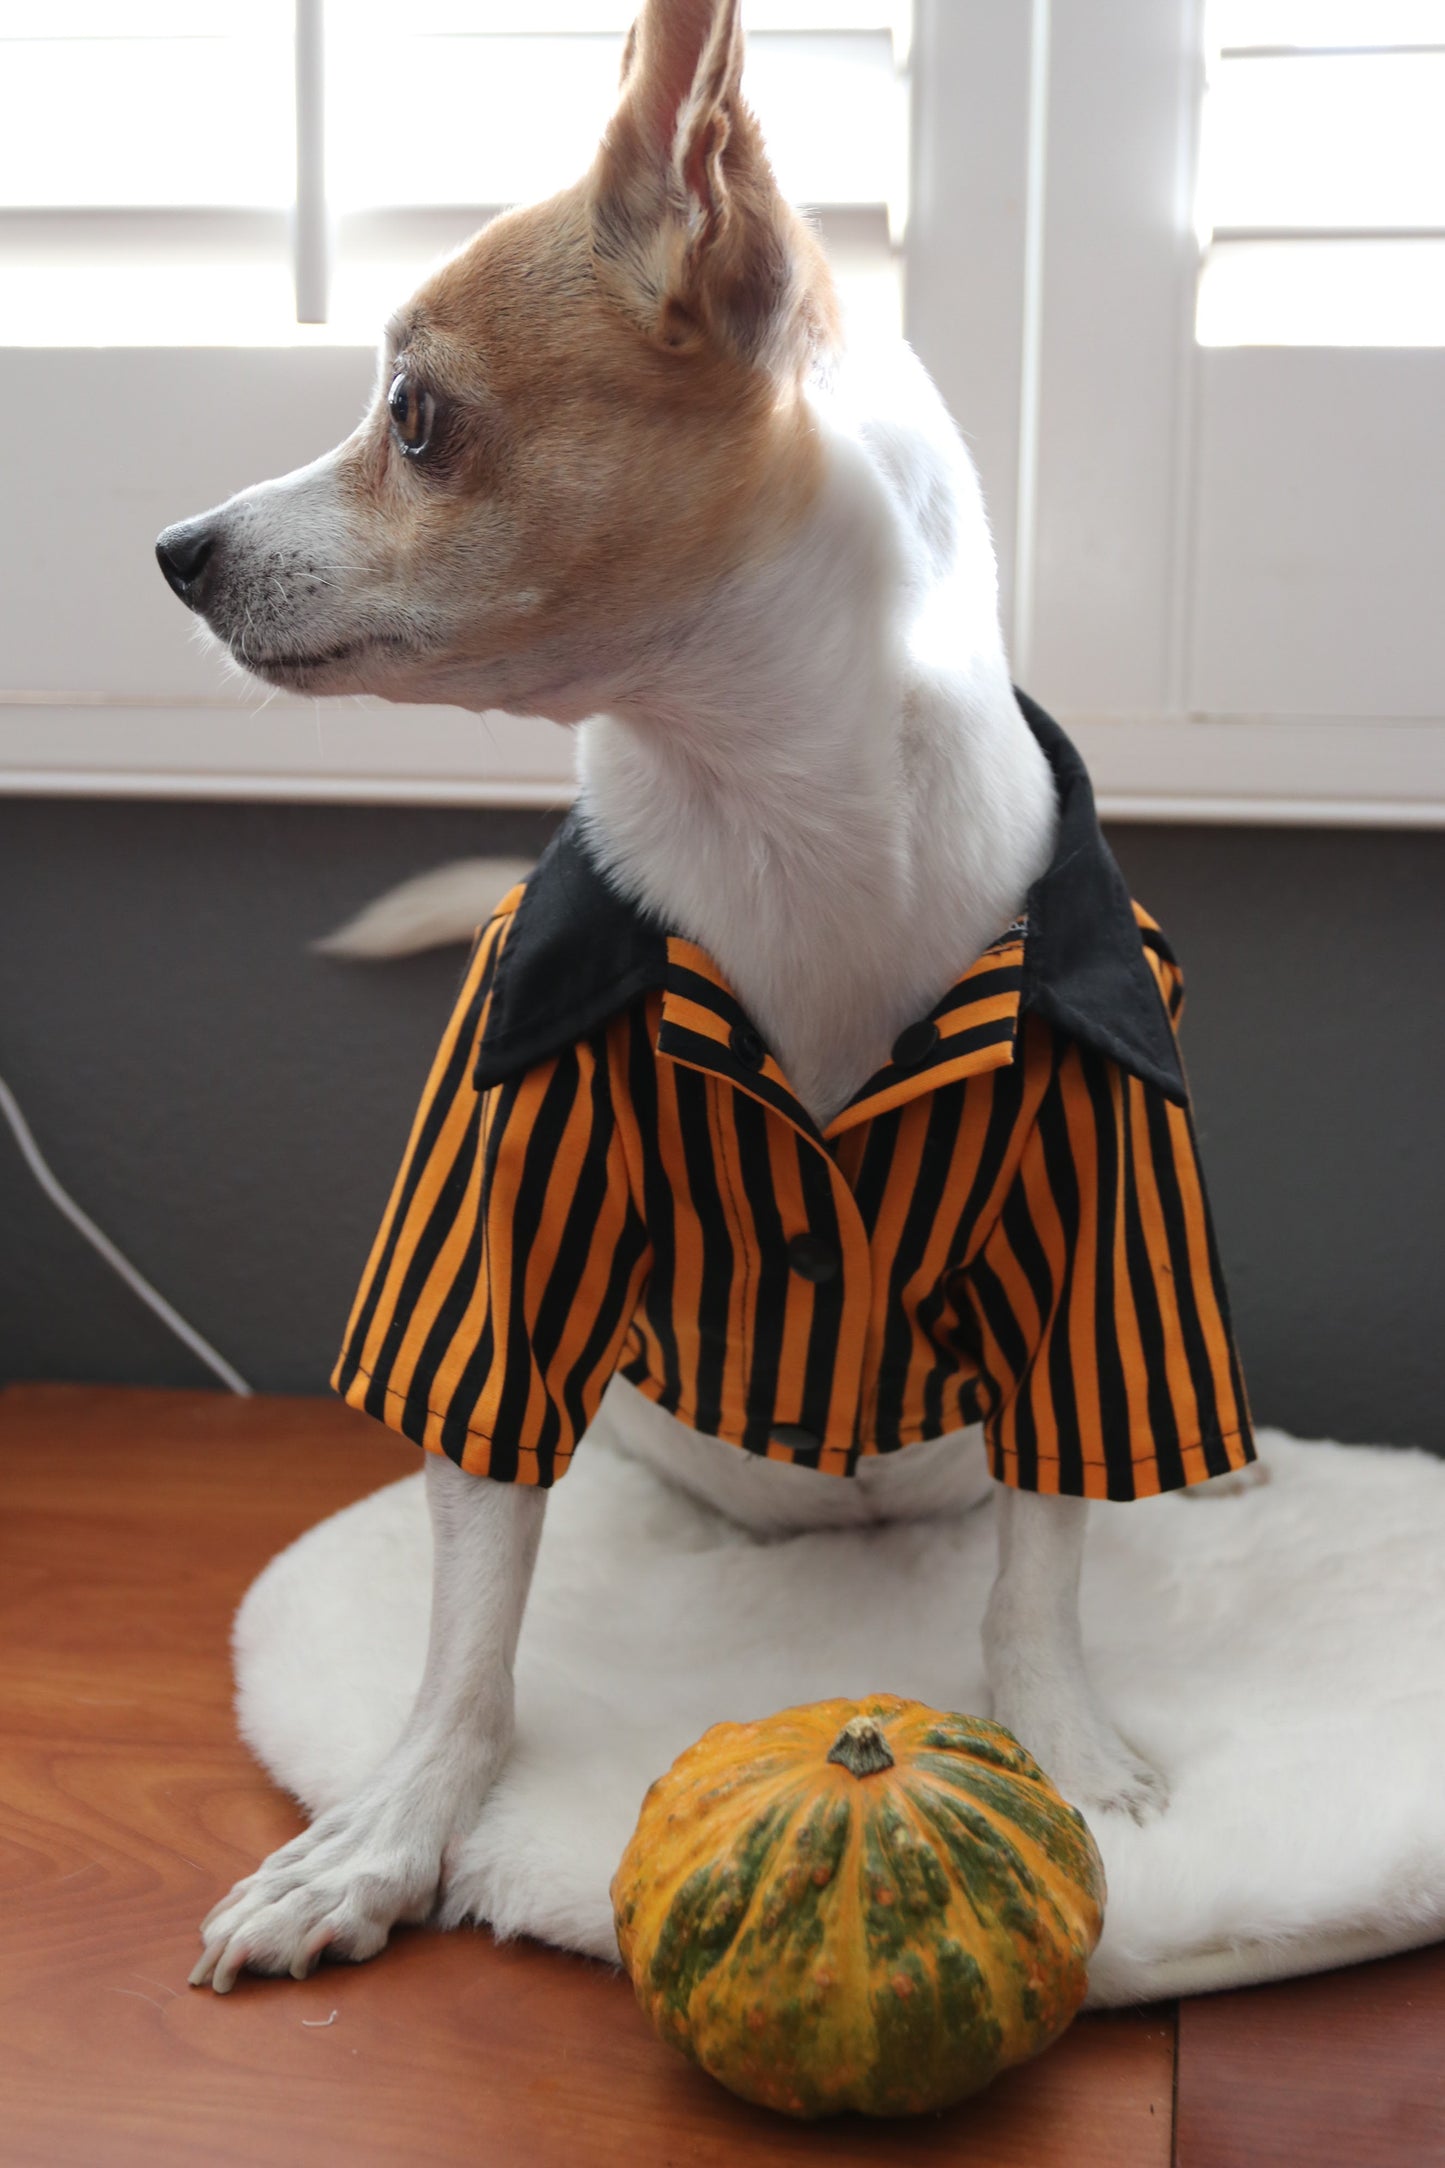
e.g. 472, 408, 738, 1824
1197, 0, 1445, 345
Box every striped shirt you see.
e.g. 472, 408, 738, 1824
334, 693, 1255, 1501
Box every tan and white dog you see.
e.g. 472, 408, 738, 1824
160, 0, 1175, 1995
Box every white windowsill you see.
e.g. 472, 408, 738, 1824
1, 701, 1440, 827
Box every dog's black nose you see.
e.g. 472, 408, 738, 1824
156, 518, 218, 605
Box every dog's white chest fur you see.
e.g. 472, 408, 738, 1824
578, 335, 1059, 1129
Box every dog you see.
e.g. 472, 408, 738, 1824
157, 0, 1257, 1995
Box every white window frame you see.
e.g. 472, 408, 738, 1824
1, 0, 1441, 825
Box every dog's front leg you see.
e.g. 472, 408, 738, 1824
982, 1488, 1167, 1825
190, 1456, 545, 1992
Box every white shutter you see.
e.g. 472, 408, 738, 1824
329, 6, 908, 218
0, 4, 297, 342
1186, 0, 1444, 793
1197, 1, 1445, 346
0, 4, 293, 210
908, 0, 1444, 824
0, 3, 908, 342
326, 4, 909, 339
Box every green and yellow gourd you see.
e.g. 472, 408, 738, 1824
611, 1693, 1106, 2121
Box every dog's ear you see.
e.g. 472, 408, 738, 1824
592, 0, 816, 366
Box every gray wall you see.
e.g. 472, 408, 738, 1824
1, 798, 1440, 1453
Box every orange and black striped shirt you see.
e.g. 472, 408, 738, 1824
334, 693, 1254, 1501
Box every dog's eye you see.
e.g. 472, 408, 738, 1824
388, 373, 436, 459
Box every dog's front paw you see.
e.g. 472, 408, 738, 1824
992, 1693, 1169, 1827
189, 1800, 444, 1994
1075, 1737, 1170, 1825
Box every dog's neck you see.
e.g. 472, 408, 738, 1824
578, 344, 1059, 1128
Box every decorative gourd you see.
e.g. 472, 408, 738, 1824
611, 1693, 1105, 2121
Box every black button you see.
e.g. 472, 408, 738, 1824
771, 1424, 821, 1456
729, 1021, 766, 1070
891, 1018, 940, 1068
787, 1233, 840, 1284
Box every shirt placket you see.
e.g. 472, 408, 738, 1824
655, 941, 872, 1472
653, 935, 1026, 1474
764, 1136, 876, 1476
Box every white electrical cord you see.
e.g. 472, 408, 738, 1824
0, 1070, 252, 1397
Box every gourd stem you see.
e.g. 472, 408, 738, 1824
826, 1715, 896, 1778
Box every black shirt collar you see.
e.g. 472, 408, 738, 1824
473, 690, 1187, 1105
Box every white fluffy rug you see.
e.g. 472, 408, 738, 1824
234, 1400, 1445, 2006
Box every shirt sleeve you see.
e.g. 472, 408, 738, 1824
332, 909, 651, 1485
958, 1007, 1255, 1501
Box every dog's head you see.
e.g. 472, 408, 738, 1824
156, 0, 839, 723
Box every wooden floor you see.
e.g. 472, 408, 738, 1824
1, 1386, 1441, 2167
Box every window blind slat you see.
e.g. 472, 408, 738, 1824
1199, 235, 1445, 345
